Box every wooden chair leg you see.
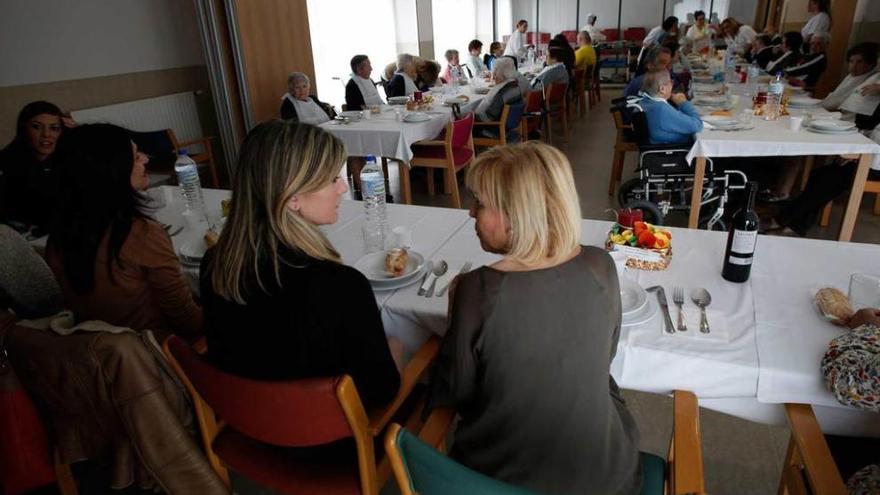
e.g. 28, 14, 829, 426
55, 449, 78, 495
426, 168, 435, 195
442, 168, 454, 195
447, 167, 462, 209
820, 202, 833, 227
609, 149, 625, 196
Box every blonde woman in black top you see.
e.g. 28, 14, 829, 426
201, 121, 401, 408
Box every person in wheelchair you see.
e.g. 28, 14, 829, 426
637, 70, 703, 144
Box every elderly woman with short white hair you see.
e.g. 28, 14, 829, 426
280, 72, 335, 124
386, 53, 419, 98
474, 57, 523, 125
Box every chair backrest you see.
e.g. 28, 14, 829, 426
505, 102, 526, 135
572, 68, 586, 88
601, 28, 619, 41
524, 90, 543, 113
545, 83, 568, 106
624, 27, 647, 42
385, 424, 544, 495
164, 335, 355, 448
450, 112, 475, 149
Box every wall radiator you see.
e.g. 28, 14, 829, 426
71, 92, 206, 154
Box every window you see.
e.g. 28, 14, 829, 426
307, 0, 417, 108
431, 0, 493, 75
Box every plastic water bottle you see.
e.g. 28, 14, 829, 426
174, 150, 207, 229
765, 72, 784, 121
527, 46, 536, 65
724, 50, 737, 84
360, 155, 388, 252
747, 62, 761, 95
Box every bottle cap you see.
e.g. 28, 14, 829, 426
366, 154, 376, 162
178, 149, 188, 156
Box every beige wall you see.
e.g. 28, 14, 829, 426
0, 66, 216, 146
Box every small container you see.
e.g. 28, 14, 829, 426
788, 116, 804, 131
413, 91, 423, 102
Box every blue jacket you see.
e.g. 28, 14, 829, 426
625, 70, 682, 99
640, 97, 703, 144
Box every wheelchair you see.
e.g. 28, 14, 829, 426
612, 97, 748, 231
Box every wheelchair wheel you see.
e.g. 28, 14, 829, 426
617, 178, 646, 208
699, 216, 727, 231
623, 200, 665, 226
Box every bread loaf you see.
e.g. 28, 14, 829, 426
815, 287, 854, 321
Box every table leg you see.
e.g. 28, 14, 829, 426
799, 155, 815, 191
688, 156, 707, 229
837, 153, 872, 242
399, 161, 412, 205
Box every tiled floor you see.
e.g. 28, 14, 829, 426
365, 89, 880, 494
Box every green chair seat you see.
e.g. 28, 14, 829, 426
638, 452, 666, 495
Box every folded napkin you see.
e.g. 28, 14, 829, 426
664, 308, 730, 343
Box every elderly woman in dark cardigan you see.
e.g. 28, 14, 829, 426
279, 72, 335, 124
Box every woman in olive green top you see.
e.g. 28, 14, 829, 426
428, 142, 641, 495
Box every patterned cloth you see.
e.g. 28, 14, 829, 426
847, 464, 880, 495
821, 324, 880, 412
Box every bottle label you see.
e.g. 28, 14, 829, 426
728, 255, 753, 265
731, 229, 757, 255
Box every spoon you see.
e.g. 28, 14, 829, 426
690, 288, 712, 333
424, 260, 448, 297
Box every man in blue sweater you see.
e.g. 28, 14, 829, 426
638, 70, 703, 144
625, 46, 673, 98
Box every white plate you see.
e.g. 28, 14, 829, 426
179, 239, 207, 263
620, 278, 648, 317
388, 96, 410, 105
338, 110, 364, 119
805, 126, 859, 135
403, 112, 431, 123
807, 119, 856, 131
622, 296, 660, 327
353, 250, 425, 285
702, 115, 739, 126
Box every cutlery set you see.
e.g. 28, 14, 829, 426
649, 286, 712, 334
417, 260, 472, 297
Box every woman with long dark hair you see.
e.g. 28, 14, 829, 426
46, 124, 202, 335
0, 101, 73, 233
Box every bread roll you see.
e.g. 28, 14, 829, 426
204, 230, 220, 249
384, 248, 409, 277
815, 287, 854, 321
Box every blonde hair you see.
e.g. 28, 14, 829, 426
208, 121, 346, 304
466, 142, 581, 265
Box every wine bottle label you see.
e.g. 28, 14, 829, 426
730, 229, 757, 254
728, 255, 753, 265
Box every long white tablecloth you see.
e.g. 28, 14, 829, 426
154, 187, 880, 436
319, 85, 485, 162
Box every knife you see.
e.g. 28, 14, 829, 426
436, 262, 473, 297
417, 261, 434, 296
646, 286, 675, 334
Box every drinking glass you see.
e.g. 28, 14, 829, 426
849, 273, 880, 310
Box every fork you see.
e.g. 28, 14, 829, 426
673, 286, 687, 332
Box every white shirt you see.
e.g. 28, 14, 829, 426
801, 12, 831, 42
504, 29, 526, 57
643, 25, 664, 46
283, 94, 330, 125
725, 24, 757, 55
581, 24, 606, 43
396, 71, 419, 96
822, 68, 879, 111
840, 72, 880, 116
466, 54, 485, 77
351, 74, 382, 106
870, 125, 880, 171
686, 24, 712, 41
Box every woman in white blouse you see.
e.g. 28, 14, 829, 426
801, 0, 831, 48
280, 72, 334, 125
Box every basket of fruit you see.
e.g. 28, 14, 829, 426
605, 219, 673, 271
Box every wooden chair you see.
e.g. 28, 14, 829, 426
588, 62, 602, 108
472, 103, 525, 148
571, 68, 587, 118
608, 100, 638, 195
521, 90, 545, 142
409, 113, 475, 209
385, 390, 706, 495
778, 403, 848, 495
543, 82, 569, 142
801, 158, 880, 227
162, 334, 441, 494
129, 128, 220, 187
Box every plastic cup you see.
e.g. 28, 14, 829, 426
392, 226, 412, 249
789, 116, 804, 132
849, 273, 880, 310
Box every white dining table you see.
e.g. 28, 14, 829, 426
155, 186, 880, 437
685, 82, 880, 241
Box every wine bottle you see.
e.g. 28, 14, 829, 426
722, 181, 759, 283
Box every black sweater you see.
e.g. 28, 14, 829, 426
200, 248, 400, 408
0, 144, 59, 232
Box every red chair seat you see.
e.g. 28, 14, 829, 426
214, 428, 361, 495
410, 145, 474, 169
